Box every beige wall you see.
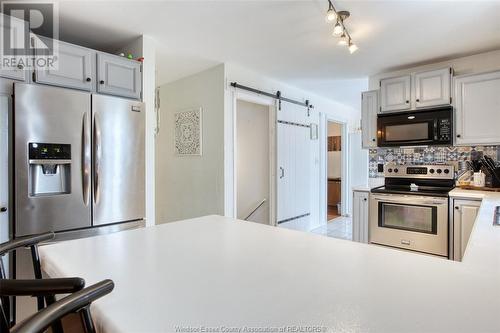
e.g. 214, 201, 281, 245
236, 100, 269, 224
156, 64, 225, 223
369, 49, 500, 90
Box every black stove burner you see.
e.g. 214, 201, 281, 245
372, 174, 456, 197
371, 185, 454, 197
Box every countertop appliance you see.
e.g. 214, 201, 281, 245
14, 83, 145, 236
377, 107, 453, 147
370, 164, 455, 257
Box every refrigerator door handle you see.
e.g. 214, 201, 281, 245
93, 113, 101, 205
82, 112, 91, 206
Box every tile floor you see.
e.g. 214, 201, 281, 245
310, 216, 353, 240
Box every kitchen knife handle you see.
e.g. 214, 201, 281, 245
82, 112, 91, 206
93, 114, 101, 205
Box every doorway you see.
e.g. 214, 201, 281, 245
235, 100, 271, 224
323, 120, 352, 240
327, 121, 343, 220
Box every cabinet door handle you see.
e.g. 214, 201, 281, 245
99, 80, 105, 84
372, 138, 376, 142
363, 198, 367, 201
279, 167, 285, 179
456, 134, 461, 138
0, 207, 6, 212
416, 99, 420, 102
86, 77, 92, 82
405, 100, 410, 104
455, 206, 459, 210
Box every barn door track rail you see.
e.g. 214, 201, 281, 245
230, 82, 313, 115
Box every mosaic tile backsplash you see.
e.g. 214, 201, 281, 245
369, 146, 500, 178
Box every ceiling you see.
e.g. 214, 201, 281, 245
55, 0, 500, 108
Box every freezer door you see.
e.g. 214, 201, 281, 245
92, 94, 145, 225
14, 84, 92, 236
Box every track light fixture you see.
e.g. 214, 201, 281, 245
325, 0, 358, 53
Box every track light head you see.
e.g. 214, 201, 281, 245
326, 8, 337, 22
338, 33, 348, 45
332, 22, 343, 36
349, 42, 358, 54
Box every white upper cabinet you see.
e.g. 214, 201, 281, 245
361, 90, 378, 148
455, 70, 500, 145
379, 68, 452, 113
0, 14, 29, 81
97, 53, 142, 100
33, 36, 96, 91
414, 68, 451, 108
379, 75, 411, 112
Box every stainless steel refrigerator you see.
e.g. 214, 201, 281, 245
14, 83, 145, 236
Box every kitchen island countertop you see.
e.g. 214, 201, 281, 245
39, 196, 500, 332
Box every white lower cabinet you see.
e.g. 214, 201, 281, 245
452, 199, 481, 261
352, 190, 369, 243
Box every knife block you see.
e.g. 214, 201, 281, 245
484, 169, 500, 188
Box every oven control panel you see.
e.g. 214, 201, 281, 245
385, 165, 454, 179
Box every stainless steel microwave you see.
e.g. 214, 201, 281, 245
377, 107, 453, 147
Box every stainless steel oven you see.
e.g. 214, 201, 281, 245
377, 107, 453, 147
369, 193, 449, 257
369, 165, 454, 258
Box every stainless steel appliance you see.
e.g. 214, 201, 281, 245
377, 107, 453, 147
13, 83, 145, 321
370, 165, 455, 257
14, 83, 145, 235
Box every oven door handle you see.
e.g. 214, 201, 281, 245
372, 197, 447, 205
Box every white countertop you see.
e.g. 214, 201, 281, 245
39, 206, 500, 332
351, 185, 371, 192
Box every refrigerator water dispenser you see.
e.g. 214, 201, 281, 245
28, 143, 71, 196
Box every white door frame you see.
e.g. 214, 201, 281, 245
232, 90, 277, 225
323, 116, 349, 221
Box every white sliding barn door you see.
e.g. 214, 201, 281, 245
277, 101, 319, 230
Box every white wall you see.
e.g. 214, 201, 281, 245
156, 64, 225, 223
117, 35, 157, 226
225, 63, 367, 224
369, 49, 500, 90
236, 100, 269, 224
